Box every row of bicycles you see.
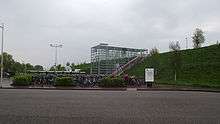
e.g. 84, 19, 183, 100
75, 74, 104, 87
29, 73, 146, 87
123, 75, 146, 87
30, 74, 105, 87
31, 74, 57, 86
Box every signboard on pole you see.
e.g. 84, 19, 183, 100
145, 68, 154, 82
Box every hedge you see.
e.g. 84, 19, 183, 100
54, 77, 76, 86
126, 45, 220, 88
12, 74, 32, 86
99, 77, 126, 87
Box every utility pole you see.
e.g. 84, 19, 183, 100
50, 43, 62, 74
0, 23, 4, 88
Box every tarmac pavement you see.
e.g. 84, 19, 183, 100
0, 78, 12, 88
0, 89, 219, 124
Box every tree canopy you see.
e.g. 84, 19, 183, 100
149, 47, 159, 56
192, 28, 205, 48
0, 52, 44, 75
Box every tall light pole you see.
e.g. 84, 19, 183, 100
0, 23, 4, 88
50, 43, 62, 74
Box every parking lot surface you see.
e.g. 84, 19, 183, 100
0, 89, 219, 124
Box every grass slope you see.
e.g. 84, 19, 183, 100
126, 44, 220, 88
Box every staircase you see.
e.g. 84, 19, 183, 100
112, 55, 146, 76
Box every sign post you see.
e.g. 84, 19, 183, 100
145, 68, 154, 87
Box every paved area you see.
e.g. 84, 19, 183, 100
0, 78, 12, 88
0, 89, 219, 124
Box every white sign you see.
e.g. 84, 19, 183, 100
145, 68, 154, 82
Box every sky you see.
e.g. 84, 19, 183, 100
0, 0, 220, 69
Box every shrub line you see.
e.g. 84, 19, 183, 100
1, 87, 219, 92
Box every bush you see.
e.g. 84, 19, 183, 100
99, 77, 126, 87
55, 77, 76, 86
12, 74, 32, 86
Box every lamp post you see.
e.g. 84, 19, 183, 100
0, 23, 4, 88
50, 43, 62, 74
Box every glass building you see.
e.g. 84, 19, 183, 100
91, 43, 147, 75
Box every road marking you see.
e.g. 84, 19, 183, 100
127, 88, 137, 91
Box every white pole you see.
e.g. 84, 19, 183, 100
55, 46, 57, 73
50, 43, 62, 74
0, 23, 4, 88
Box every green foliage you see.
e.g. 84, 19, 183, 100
57, 64, 65, 71
55, 77, 76, 86
126, 45, 220, 88
0, 52, 44, 75
66, 62, 70, 66
99, 77, 126, 87
75, 63, 90, 74
1, 53, 14, 73
49, 66, 55, 71
192, 28, 205, 48
50, 64, 65, 71
169, 41, 180, 51
71, 63, 75, 71
25, 63, 35, 70
34, 65, 43, 71
149, 47, 159, 56
169, 41, 182, 81
12, 74, 32, 86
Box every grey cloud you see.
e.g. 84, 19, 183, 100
0, 0, 220, 68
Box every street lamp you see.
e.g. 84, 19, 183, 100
50, 43, 63, 74
0, 23, 4, 88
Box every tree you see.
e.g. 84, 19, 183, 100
0, 52, 15, 73
71, 63, 75, 71
25, 63, 34, 70
148, 47, 160, 76
34, 65, 44, 71
49, 66, 55, 71
149, 47, 159, 56
56, 64, 65, 71
66, 62, 70, 66
169, 41, 182, 81
75, 63, 90, 74
169, 41, 180, 51
0, 52, 43, 75
192, 28, 205, 48
12, 62, 24, 73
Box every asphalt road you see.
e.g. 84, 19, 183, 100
0, 89, 219, 124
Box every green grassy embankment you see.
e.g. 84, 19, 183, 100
126, 44, 220, 88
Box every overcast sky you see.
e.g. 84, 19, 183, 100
0, 0, 220, 68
